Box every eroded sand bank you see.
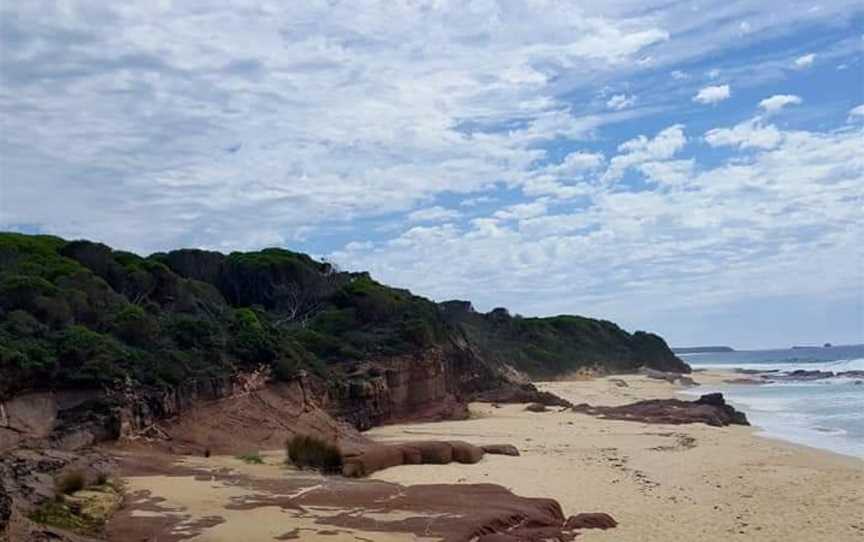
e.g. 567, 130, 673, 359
368, 372, 864, 541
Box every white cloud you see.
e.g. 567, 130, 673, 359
794, 53, 816, 68
606, 94, 637, 110
459, 196, 496, 207
704, 118, 783, 149
693, 84, 731, 104
2, 1, 863, 346
637, 159, 695, 186
604, 125, 687, 181
0, 1, 675, 252
758, 94, 802, 113
333, 123, 863, 342
494, 200, 550, 221
848, 104, 864, 122
407, 206, 461, 223
544, 151, 605, 174
707, 68, 721, 79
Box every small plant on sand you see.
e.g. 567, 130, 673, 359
286, 435, 342, 473
56, 471, 86, 495
236, 452, 264, 464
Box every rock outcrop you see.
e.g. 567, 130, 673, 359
342, 440, 490, 477
473, 382, 572, 408
328, 344, 495, 430
565, 512, 619, 530
572, 393, 749, 427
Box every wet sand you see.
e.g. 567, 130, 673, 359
367, 372, 864, 541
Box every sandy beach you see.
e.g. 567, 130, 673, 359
367, 371, 864, 541
99, 370, 864, 541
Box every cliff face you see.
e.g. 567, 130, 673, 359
328, 338, 502, 429
0, 231, 687, 442
441, 302, 689, 377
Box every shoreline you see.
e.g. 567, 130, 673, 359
366, 370, 864, 541
679, 370, 864, 459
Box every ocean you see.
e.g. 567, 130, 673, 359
680, 344, 864, 458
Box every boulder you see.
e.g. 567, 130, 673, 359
481, 444, 520, 457
525, 403, 548, 413
342, 445, 404, 478
565, 512, 618, 530
343, 440, 488, 476
449, 441, 484, 464
411, 441, 454, 464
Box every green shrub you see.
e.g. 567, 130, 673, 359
29, 500, 91, 532
56, 471, 86, 495
112, 304, 159, 345
236, 452, 264, 464
286, 435, 342, 473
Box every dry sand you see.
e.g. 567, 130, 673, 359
112, 450, 435, 541
367, 371, 864, 541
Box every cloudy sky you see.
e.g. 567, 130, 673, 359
1, 1, 863, 349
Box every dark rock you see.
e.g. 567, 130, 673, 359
565, 512, 618, 529
677, 376, 698, 387
525, 403, 548, 413
608, 378, 629, 388
449, 441, 484, 464
481, 444, 520, 456
0, 480, 10, 536
724, 378, 768, 385
775, 370, 835, 381
695, 392, 725, 406
412, 441, 454, 464
572, 393, 749, 427
474, 383, 572, 408
640, 368, 680, 383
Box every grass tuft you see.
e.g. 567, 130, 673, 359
286, 435, 342, 473
236, 452, 264, 464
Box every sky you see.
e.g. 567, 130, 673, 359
1, 1, 862, 349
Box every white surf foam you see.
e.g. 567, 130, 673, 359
689, 357, 864, 373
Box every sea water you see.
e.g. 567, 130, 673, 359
680, 344, 864, 458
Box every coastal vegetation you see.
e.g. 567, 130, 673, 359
285, 435, 343, 473
236, 452, 264, 465
0, 231, 685, 400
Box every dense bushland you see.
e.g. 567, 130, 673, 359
0, 232, 686, 399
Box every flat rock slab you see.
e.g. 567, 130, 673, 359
105, 450, 614, 542
572, 393, 749, 427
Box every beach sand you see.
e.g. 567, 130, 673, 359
367, 371, 864, 541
